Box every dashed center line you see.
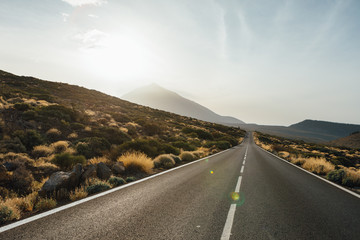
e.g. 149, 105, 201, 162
220, 145, 248, 240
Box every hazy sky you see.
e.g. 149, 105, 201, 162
1, 0, 359, 125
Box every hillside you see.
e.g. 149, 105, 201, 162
0, 70, 246, 225
330, 132, 360, 149
122, 83, 245, 125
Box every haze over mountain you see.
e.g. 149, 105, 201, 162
123, 83, 245, 125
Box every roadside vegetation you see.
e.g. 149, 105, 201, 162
0, 70, 245, 225
254, 132, 360, 191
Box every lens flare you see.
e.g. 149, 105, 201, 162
205, 159, 209, 163
231, 192, 239, 201
210, 170, 214, 174
228, 192, 245, 206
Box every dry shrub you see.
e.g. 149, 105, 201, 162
0, 152, 35, 166
84, 126, 92, 132
50, 141, 69, 153
344, 168, 360, 186
294, 157, 335, 175
154, 154, 175, 169
88, 156, 111, 166
117, 152, 153, 174
180, 151, 195, 162
0, 199, 20, 223
46, 128, 61, 136
35, 197, 57, 211
67, 132, 78, 139
69, 187, 88, 201
12, 166, 35, 195
32, 145, 54, 158
32, 177, 49, 192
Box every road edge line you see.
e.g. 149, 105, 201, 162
0, 146, 242, 233
256, 145, 360, 199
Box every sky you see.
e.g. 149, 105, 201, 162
0, 0, 359, 126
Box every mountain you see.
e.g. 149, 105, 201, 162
289, 120, 360, 138
329, 132, 360, 149
122, 83, 245, 125
240, 120, 360, 143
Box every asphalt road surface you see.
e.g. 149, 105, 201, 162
1, 133, 359, 239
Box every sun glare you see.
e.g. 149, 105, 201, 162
82, 32, 161, 80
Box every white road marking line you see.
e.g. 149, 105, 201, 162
257, 146, 360, 199
234, 176, 242, 193
0, 147, 238, 234
221, 144, 248, 240
243, 160, 246, 165
240, 165, 245, 174
220, 204, 237, 240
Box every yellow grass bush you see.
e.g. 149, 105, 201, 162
46, 128, 61, 136
0, 198, 21, 223
69, 187, 88, 201
293, 157, 335, 175
50, 141, 70, 153
117, 152, 153, 174
67, 132, 78, 139
153, 154, 175, 169
32, 145, 54, 158
344, 168, 360, 186
88, 156, 111, 166
35, 197, 57, 211
179, 151, 195, 162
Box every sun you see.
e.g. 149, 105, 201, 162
81, 32, 161, 80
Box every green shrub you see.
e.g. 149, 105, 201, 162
37, 105, 77, 123
0, 205, 15, 224
35, 198, 57, 211
143, 123, 162, 136
92, 127, 131, 145
170, 154, 181, 164
86, 182, 111, 194
108, 177, 126, 187
326, 169, 345, 184
52, 153, 86, 170
125, 176, 136, 183
13, 130, 44, 151
14, 103, 30, 111
76, 137, 111, 159
154, 154, 175, 169
182, 127, 213, 140
180, 152, 195, 162
171, 141, 196, 151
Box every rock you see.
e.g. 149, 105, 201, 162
40, 171, 70, 195
3, 162, 18, 171
39, 164, 83, 196
96, 162, 111, 180
112, 162, 125, 175
81, 164, 97, 182
68, 164, 83, 189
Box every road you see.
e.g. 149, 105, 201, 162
1, 133, 360, 239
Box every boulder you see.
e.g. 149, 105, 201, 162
112, 162, 125, 175
68, 164, 83, 188
3, 161, 17, 171
96, 162, 111, 180
81, 164, 97, 182
39, 164, 83, 196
